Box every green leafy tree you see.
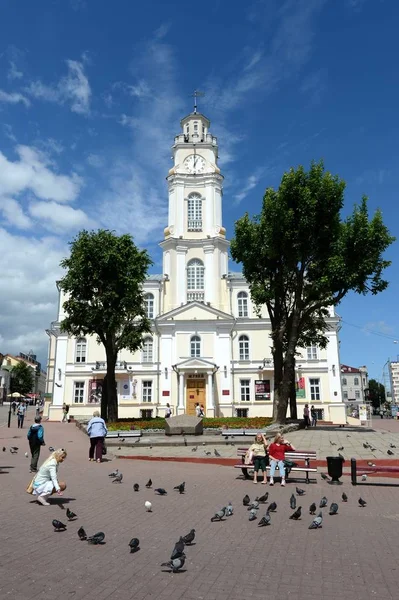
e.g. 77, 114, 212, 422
368, 378, 386, 410
231, 161, 394, 424
59, 230, 152, 422
10, 362, 34, 396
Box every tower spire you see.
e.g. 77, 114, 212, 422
191, 90, 204, 114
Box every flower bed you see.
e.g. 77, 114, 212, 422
107, 416, 273, 431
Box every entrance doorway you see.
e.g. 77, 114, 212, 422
186, 377, 206, 416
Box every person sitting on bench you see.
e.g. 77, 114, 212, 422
248, 433, 269, 484
268, 433, 295, 487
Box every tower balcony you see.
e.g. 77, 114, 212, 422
187, 291, 205, 302
187, 220, 202, 231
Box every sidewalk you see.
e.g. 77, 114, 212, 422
1, 408, 399, 600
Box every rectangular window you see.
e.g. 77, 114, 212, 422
355, 390, 360, 399
73, 381, 85, 403
187, 197, 202, 231
306, 345, 318, 360
240, 379, 250, 402
343, 391, 348, 400
309, 378, 320, 401
141, 409, 153, 419
236, 408, 248, 418
142, 381, 153, 403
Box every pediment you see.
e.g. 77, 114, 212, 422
156, 301, 234, 323
175, 357, 217, 370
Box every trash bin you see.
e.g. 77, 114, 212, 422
326, 456, 344, 485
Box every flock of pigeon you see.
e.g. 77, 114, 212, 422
329, 438, 397, 457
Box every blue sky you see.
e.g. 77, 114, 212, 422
0, 0, 397, 383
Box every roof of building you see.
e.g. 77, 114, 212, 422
340, 364, 363, 374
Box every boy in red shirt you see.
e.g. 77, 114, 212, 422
268, 433, 295, 486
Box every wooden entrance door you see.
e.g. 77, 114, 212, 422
186, 378, 206, 416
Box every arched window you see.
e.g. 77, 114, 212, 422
187, 259, 205, 301
142, 337, 153, 363
190, 335, 201, 358
144, 293, 154, 319
187, 193, 202, 231
237, 291, 248, 317
75, 337, 87, 363
239, 335, 250, 361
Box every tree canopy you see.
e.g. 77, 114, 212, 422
10, 362, 34, 396
59, 229, 152, 421
368, 378, 386, 410
231, 161, 395, 423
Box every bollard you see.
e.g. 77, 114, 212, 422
351, 458, 357, 486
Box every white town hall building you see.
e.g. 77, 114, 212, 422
45, 108, 345, 423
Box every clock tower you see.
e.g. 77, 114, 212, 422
160, 109, 229, 312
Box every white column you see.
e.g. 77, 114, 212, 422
178, 372, 185, 414
175, 184, 185, 237
176, 246, 187, 306
207, 372, 215, 417
204, 245, 214, 304
53, 336, 67, 406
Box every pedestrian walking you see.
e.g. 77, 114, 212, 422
87, 410, 108, 463
303, 403, 311, 429
195, 402, 201, 417
61, 403, 69, 423
165, 403, 172, 418
311, 405, 317, 427
27, 416, 46, 473
17, 401, 27, 428
12, 400, 17, 415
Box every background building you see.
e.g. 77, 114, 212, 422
340, 364, 369, 408
389, 361, 399, 404
0, 352, 46, 403
46, 109, 345, 423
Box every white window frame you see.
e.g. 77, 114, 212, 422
145, 293, 154, 319
309, 378, 321, 401
142, 380, 153, 403
239, 335, 250, 361
354, 377, 359, 386
240, 379, 250, 402
190, 335, 201, 358
342, 377, 347, 386
187, 194, 202, 231
355, 390, 360, 399
73, 381, 85, 403
142, 337, 153, 363
187, 259, 205, 301
343, 391, 348, 400
306, 345, 318, 360
237, 291, 248, 317
75, 337, 87, 363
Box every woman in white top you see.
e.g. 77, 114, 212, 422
32, 448, 67, 506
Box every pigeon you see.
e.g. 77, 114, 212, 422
248, 500, 259, 511
257, 492, 269, 503
155, 488, 167, 495
225, 502, 234, 516
339, 453, 345, 460
370, 447, 376, 452
108, 469, 119, 478
191, 446, 198, 452
289, 507, 302, 520
359, 497, 367, 508
309, 512, 323, 529
52, 519, 67, 531
66, 508, 77, 520
361, 474, 367, 482
133, 483, 140, 492
11, 447, 18, 450
205, 451, 212, 456
387, 450, 394, 456
88, 532, 105, 545
211, 507, 226, 522
24, 452, 29, 457
174, 482, 185, 494
268, 502, 277, 512
10, 448, 17, 454
319, 496, 328, 508
330, 441, 336, 446
214, 449, 221, 457
346, 434, 351, 438
129, 538, 140, 553
112, 474, 123, 483
258, 512, 271, 526
290, 494, 296, 510
77, 526, 87, 540
320, 473, 329, 481
363, 443, 369, 449
183, 437, 187, 447
121, 438, 125, 443
248, 509, 258, 521
171, 537, 185, 560
243, 494, 250, 506
145, 478, 152, 488
367, 462, 376, 467
161, 554, 186, 573
296, 487, 305, 496
309, 502, 317, 515
342, 492, 348, 502
329, 502, 339, 515
135, 438, 140, 443
48, 446, 55, 452
182, 529, 196, 545
390, 444, 396, 448
145, 501, 152, 512
2, 447, 5, 452
337, 446, 344, 451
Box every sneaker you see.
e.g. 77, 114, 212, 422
269, 479, 274, 486
281, 479, 286, 487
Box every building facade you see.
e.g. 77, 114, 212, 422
340, 364, 369, 406
389, 361, 399, 404
45, 109, 345, 422
0, 352, 46, 402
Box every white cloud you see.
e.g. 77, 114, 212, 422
8, 61, 23, 80
0, 89, 30, 107
0, 197, 32, 229
29, 200, 92, 232
26, 58, 91, 115
86, 153, 104, 168
233, 168, 265, 204
129, 80, 151, 98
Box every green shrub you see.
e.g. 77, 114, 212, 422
107, 416, 273, 431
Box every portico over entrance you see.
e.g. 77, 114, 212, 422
172, 358, 218, 417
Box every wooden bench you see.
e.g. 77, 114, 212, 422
235, 447, 317, 484
105, 431, 142, 439
350, 458, 399, 485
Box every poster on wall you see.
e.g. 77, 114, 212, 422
88, 379, 103, 404
120, 379, 131, 400
255, 380, 271, 400
296, 377, 306, 399
358, 404, 368, 421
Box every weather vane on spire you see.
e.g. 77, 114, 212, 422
191, 90, 204, 114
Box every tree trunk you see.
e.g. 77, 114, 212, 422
289, 362, 298, 420
105, 347, 118, 423
101, 374, 108, 421
272, 338, 287, 424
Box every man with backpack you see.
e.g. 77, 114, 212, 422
27, 416, 46, 473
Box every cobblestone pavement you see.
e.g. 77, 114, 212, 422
1, 406, 399, 600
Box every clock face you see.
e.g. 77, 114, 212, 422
183, 155, 206, 174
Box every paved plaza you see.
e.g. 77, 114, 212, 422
2, 406, 399, 600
